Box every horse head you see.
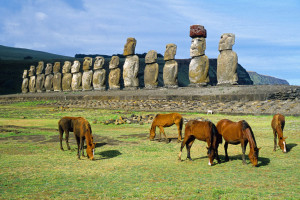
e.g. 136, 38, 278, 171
149, 127, 156, 141
86, 141, 96, 160
249, 147, 260, 167
206, 146, 215, 166
279, 137, 287, 153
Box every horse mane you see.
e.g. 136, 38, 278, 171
241, 120, 257, 148
210, 122, 222, 146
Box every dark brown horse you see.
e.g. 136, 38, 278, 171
58, 117, 96, 160
271, 114, 287, 153
178, 120, 222, 166
149, 113, 183, 143
216, 119, 260, 166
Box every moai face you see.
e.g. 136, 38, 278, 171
23, 70, 28, 79
36, 61, 44, 75
53, 62, 61, 73
83, 57, 93, 71
45, 63, 53, 75
123, 37, 136, 56
190, 37, 206, 57
71, 60, 81, 73
164, 43, 177, 61
109, 56, 120, 69
219, 33, 235, 51
28, 65, 36, 76
94, 56, 105, 70
62, 61, 71, 73
145, 50, 157, 64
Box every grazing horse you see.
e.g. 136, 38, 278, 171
149, 113, 183, 143
216, 119, 260, 166
178, 120, 222, 166
58, 117, 96, 160
271, 114, 287, 153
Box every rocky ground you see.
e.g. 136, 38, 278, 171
0, 85, 299, 116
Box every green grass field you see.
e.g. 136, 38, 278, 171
0, 102, 299, 199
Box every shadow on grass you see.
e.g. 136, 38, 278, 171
95, 142, 107, 148
97, 150, 122, 160
216, 155, 270, 167
287, 143, 297, 153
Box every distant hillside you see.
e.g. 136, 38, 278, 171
248, 71, 289, 85
0, 45, 72, 60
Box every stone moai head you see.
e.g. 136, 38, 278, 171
45, 63, 53, 75
83, 57, 93, 71
23, 70, 28, 78
62, 61, 71, 73
219, 33, 235, 51
94, 56, 105, 70
109, 56, 120, 69
28, 65, 36, 76
145, 50, 157, 64
123, 37, 136, 56
36, 61, 44, 75
53, 62, 61, 73
164, 43, 177, 61
189, 25, 207, 57
71, 60, 81, 73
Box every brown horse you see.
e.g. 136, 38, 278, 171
58, 117, 96, 160
178, 120, 222, 166
216, 119, 260, 166
271, 114, 287, 153
149, 113, 183, 143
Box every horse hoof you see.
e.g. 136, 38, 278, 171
60, 148, 64, 151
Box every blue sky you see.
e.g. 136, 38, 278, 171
0, 0, 299, 85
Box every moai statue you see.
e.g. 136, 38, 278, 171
217, 33, 238, 85
189, 25, 210, 87
82, 57, 93, 91
93, 56, 106, 91
44, 63, 53, 92
28, 65, 36, 93
21, 70, 29, 93
123, 37, 139, 90
163, 43, 178, 88
62, 61, 72, 92
35, 61, 45, 92
53, 62, 62, 92
144, 50, 159, 89
108, 56, 121, 90
71, 60, 82, 91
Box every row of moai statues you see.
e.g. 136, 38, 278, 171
22, 24, 238, 93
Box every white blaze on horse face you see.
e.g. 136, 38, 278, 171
93, 149, 95, 157
208, 161, 212, 166
283, 142, 286, 153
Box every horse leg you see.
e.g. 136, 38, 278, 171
59, 126, 64, 151
65, 130, 71, 150
224, 142, 229, 161
241, 140, 247, 165
178, 136, 189, 161
176, 122, 182, 143
273, 129, 277, 152
158, 126, 163, 142
80, 137, 85, 157
159, 126, 169, 143
186, 138, 195, 161
75, 135, 80, 159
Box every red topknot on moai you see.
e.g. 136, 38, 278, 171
190, 25, 207, 38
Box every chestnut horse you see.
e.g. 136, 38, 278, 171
178, 120, 222, 166
216, 119, 260, 166
149, 113, 183, 143
271, 114, 287, 153
58, 117, 96, 160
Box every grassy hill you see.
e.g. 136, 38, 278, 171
248, 71, 289, 85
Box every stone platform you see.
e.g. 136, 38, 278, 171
0, 85, 299, 116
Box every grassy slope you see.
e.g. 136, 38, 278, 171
0, 102, 299, 199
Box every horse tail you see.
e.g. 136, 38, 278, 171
58, 120, 64, 134
179, 117, 184, 139
241, 120, 257, 147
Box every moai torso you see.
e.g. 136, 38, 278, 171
82, 57, 93, 91
22, 70, 29, 93
53, 62, 62, 92
123, 37, 139, 90
188, 25, 209, 86
108, 56, 120, 90
144, 50, 159, 89
217, 33, 238, 85
71, 60, 82, 91
28, 65, 36, 93
62, 61, 72, 92
35, 61, 45, 92
45, 63, 53, 92
163, 43, 178, 88
93, 56, 106, 90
